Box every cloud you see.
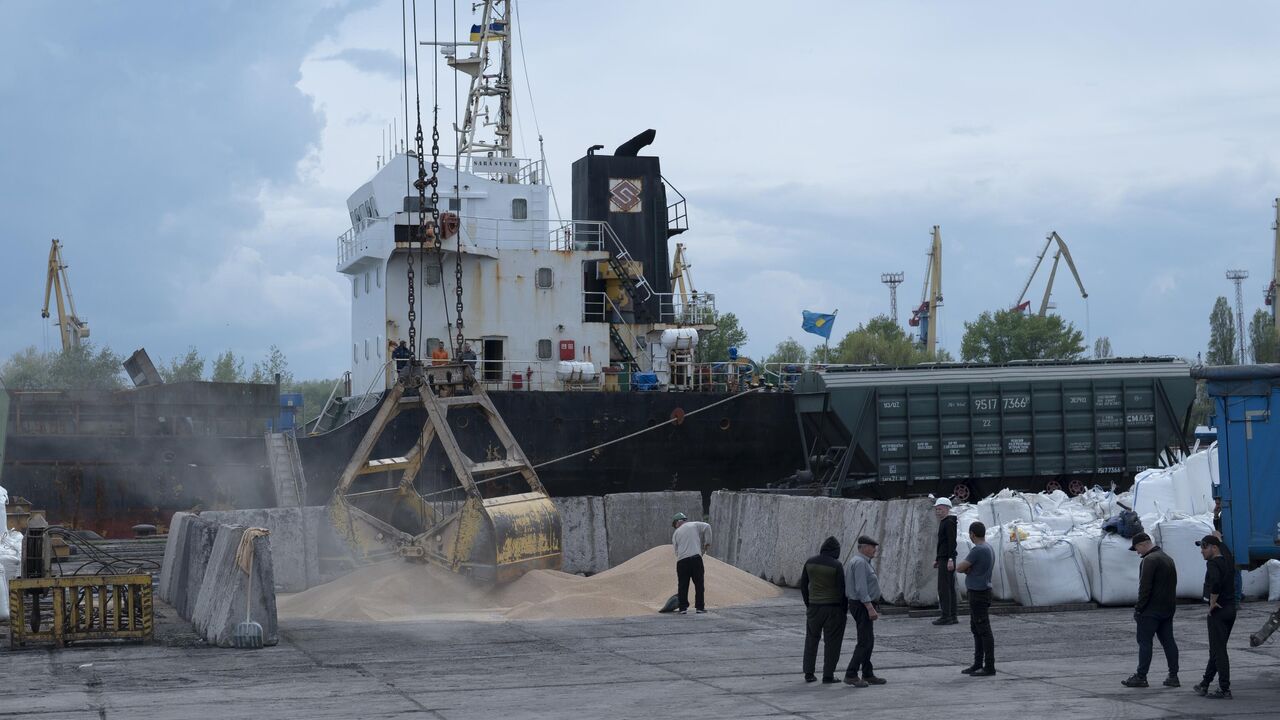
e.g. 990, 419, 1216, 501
318, 48, 404, 80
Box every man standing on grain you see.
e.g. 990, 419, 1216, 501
671, 513, 712, 615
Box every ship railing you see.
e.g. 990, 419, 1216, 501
516, 159, 546, 185
550, 220, 608, 251
661, 175, 689, 235
656, 292, 716, 325
668, 361, 759, 393
336, 216, 384, 266
761, 362, 828, 389
306, 372, 351, 435
454, 214, 552, 251
462, 358, 602, 392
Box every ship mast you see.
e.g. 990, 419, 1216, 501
437, 0, 513, 162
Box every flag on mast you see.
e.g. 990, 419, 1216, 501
801, 310, 837, 339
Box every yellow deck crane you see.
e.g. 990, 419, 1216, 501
1013, 231, 1088, 316
908, 226, 943, 355
1265, 198, 1279, 330
41, 239, 90, 351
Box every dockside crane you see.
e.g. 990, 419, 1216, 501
1013, 231, 1088, 316
1265, 198, 1279, 331
41, 239, 90, 352
908, 225, 943, 355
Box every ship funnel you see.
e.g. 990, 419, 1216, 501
614, 129, 656, 157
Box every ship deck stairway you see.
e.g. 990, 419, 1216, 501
266, 431, 307, 508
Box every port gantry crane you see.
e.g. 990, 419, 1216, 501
909, 226, 943, 355
41, 239, 90, 352
1014, 231, 1088, 316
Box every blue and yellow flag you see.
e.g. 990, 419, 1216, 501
470, 22, 507, 42
801, 310, 837, 339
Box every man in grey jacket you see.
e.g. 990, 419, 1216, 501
843, 535, 885, 687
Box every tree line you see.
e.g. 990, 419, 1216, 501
0, 344, 340, 414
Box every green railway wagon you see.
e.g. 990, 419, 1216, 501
793, 358, 1195, 501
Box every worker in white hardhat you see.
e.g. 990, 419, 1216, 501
932, 496, 959, 626
671, 512, 712, 614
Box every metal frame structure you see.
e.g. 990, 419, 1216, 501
41, 239, 90, 352
1014, 231, 1088, 317
9, 575, 154, 648
328, 362, 561, 584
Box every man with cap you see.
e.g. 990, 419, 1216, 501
956, 521, 996, 676
932, 497, 959, 625
799, 536, 847, 684
1195, 534, 1236, 699
1122, 532, 1180, 688
671, 513, 712, 614
843, 535, 886, 687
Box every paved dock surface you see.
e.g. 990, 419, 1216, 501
2, 593, 1278, 719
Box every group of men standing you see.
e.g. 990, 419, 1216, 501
798, 496, 1000, 685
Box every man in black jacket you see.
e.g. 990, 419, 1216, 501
799, 536, 846, 684
1195, 535, 1236, 699
1122, 532, 1180, 688
932, 497, 959, 625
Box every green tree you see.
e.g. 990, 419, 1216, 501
160, 346, 204, 382
287, 377, 344, 421
960, 309, 1086, 363
1094, 336, 1113, 359
695, 312, 749, 362
830, 315, 948, 365
1249, 309, 1278, 364
0, 344, 125, 390
210, 350, 246, 383
1206, 296, 1236, 365
250, 345, 293, 386
764, 337, 809, 367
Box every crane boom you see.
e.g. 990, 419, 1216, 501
41, 239, 89, 352
1016, 231, 1087, 317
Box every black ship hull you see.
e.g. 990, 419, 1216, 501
2, 388, 802, 536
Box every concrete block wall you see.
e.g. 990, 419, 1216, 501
553, 496, 608, 575
191, 524, 279, 648
201, 507, 318, 592
710, 491, 938, 607
158, 512, 220, 621
603, 491, 704, 568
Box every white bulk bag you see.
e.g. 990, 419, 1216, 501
1152, 514, 1216, 599
1029, 490, 1068, 513
0, 570, 7, 621
1180, 450, 1215, 515
1006, 535, 1092, 606
1270, 559, 1280, 602
955, 529, 1013, 601
1133, 469, 1180, 517
1034, 508, 1076, 535
1243, 564, 1270, 599
1091, 532, 1142, 605
989, 490, 1035, 526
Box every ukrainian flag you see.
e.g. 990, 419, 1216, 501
470, 22, 507, 42
801, 310, 837, 339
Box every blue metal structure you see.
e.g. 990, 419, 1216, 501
1194, 365, 1280, 567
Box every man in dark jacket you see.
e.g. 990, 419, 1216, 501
799, 536, 846, 684
932, 497, 959, 625
1122, 532, 1179, 688
1196, 535, 1236, 699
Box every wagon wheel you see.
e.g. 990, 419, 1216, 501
951, 482, 972, 504
1044, 479, 1062, 494
1067, 478, 1087, 496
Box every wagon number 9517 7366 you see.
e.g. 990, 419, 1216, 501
974, 396, 1029, 412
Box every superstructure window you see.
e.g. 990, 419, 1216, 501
353, 343, 359, 363
364, 338, 369, 360
425, 264, 442, 286
537, 339, 553, 360
376, 266, 383, 288
512, 198, 528, 220
448, 198, 461, 211
352, 278, 358, 298
364, 272, 370, 293
536, 267, 553, 289
376, 335, 383, 358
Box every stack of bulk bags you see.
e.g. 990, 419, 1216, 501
1152, 513, 1215, 598
1088, 532, 1142, 605
1005, 534, 1091, 606
983, 489, 1035, 527
1029, 490, 1068, 513
1033, 507, 1076, 535
954, 516, 1014, 601
1270, 560, 1280, 602
1172, 450, 1214, 515
1243, 564, 1271, 599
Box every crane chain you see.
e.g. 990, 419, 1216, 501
409, 99, 429, 358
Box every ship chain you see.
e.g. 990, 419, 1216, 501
408, 98, 428, 358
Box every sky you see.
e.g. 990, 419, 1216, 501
3, 1, 1280, 380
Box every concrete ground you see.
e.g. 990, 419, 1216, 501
2, 592, 1278, 719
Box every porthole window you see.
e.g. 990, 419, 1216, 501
512, 198, 528, 220
425, 264, 442, 286
536, 267, 553, 289
537, 339, 553, 360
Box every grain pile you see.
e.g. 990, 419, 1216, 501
278, 546, 782, 623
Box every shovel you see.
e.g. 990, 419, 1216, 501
233, 541, 264, 649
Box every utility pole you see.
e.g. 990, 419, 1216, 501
880, 272, 904, 326
1227, 269, 1249, 363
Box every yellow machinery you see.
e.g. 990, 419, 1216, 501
41, 239, 90, 352
328, 362, 561, 584
1013, 230, 1088, 317
908, 226, 943, 355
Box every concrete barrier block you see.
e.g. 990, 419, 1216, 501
604, 491, 704, 567
733, 492, 779, 580
202, 507, 316, 592
191, 524, 279, 648
708, 491, 741, 564
772, 496, 847, 587
871, 499, 937, 606
158, 512, 191, 604
161, 513, 220, 621
553, 496, 608, 575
